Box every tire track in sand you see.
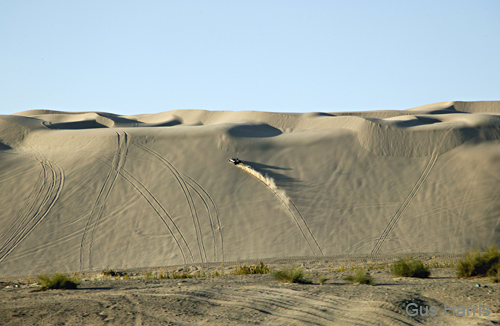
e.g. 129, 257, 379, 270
0, 169, 45, 253
181, 173, 224, 262
91, 152, 195, 264
235, 163, 323, 256
118, 167, 195, 264
0, 155, 64, 264
80, 132, 129, 271
177, 287, 417, 325
135, 144, 208, 263
371, 151, 439, 255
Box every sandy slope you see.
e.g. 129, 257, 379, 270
1, 101, 500, 277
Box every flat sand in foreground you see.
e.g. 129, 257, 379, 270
1, 256, 499, 325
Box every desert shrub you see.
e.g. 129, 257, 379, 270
36, 273, 80, 291
318, 275, 327, 285
391, 258, 430, 278
102, 268, 118, 276
457, 245, 500, 278
102, 268, 128, 277
231, 262, 270, 275
273, 266, 312, 284
171, 271, 194, 279
344, 269, 374, 285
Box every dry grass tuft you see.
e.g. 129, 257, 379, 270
344, 269, 374, 285
35, 273, 80, 291
391, 258, 430, 278
457, 245, 500, 280
273, 266, 312, 284
231, 262, 270, 275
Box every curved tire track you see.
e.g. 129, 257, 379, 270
90, 154, 195, 265
118, 167, 195, 264
0, 157, 64, 264
371, 152, 439, 254
180, 287, 416, 325
181, 173, 224, 262
80, 132, 129, 271
288, 196, 324, 256
135, 144, 208, 263
0, 169, 45, 251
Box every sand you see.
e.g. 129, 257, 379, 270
1, 101, 500, 277
0, 101, 500, 324
1, 256, 499, 325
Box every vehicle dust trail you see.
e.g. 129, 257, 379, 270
0, 155, 64, 264
234, 163, 323, 256
236, 163, 289, 205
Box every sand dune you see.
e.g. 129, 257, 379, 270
1, 101, 500, 277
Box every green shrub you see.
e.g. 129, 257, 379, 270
457, 245, 500, 278
36, 273, 80, 291
391, 258, 430, 278
344, 269, 374, 285
318, 275, 327, 285
231, 262, 270, 275
273, 266, 312, 284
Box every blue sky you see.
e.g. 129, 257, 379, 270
1, 1, 499, 115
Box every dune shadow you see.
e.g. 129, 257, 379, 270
96, 113, 138, 125
315, 112, 335, 117
43, 120, 107, 129
243, 160, 301, 188
392, 116, 442, 127
430, 106, 469, 114
228, 124, 282, 138
244, 161, 291, 171
43, 118, 184, 129
303, 112, 336, 118
152, 119, 182, 127
408, 106, 469, 115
